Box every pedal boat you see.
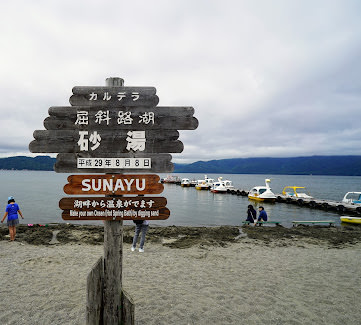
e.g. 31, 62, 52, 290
210, 177, 235, 193
248, 179, 276, 202
340, 216, 361, 224
282, 186, 313, 199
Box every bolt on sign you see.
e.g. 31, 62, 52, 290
29, 78, 198, 221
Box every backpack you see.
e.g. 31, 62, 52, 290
133, 220, 144, 225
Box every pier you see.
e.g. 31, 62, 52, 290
228, 189, 361, 215
166, 180, 361, 216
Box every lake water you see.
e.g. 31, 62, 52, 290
1, 171, 360, 227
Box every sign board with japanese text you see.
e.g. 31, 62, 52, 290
29, 130, 183, 154
29, 82, 198, 174
44, 106, 198, 131
70, 86, 159, 107
64, 174, 164, 195
28, 78, 197, 323
61, 196, 170, 221
55, 153, 174, 173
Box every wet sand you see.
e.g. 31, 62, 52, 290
0, 224, 360, 324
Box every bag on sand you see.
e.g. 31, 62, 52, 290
133, 220, 144, 225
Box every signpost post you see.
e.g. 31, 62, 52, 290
29, 77, 198, 324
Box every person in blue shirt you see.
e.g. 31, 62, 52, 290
258, 206, 268, 222
1, 196, 24, 241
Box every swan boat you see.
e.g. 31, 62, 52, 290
210, 177, 235, 193
195, 175, 214, 190
180, 178, 192, 187
248, 179, 276, 202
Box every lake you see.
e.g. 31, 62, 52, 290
1, 171, 360, 227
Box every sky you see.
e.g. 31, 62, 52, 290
1, 0, 361, 163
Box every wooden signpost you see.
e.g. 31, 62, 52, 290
29, 77, 198, 325
64, 174, 164, 195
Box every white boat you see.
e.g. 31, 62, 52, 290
190, 180, 198, 187
282, 186, 313, 199
210, 177, 235, 193
180, 178, 191, 187
162, 175, 181, 184
248, 179, 276, 202
342, 192, 361, 205
195, 175, 214, 190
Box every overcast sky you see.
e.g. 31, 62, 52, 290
1, 0, 360, 163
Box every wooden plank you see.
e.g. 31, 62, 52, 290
62, 206, 170, 220
54, 153, 173, 173
29, 130, 183, 153
86, 257, 104, 324
59, 196, 167, 210
70, 86, 159, 107
32, 129, 179, 141
72, 86, 156, 95
103, 220, 122, 324
64, 174, 163, 195
44, 115, 198, 131
121, 289, 134, 325
49, 106, 195, 118
30, 139, 183, 154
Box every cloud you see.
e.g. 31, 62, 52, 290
1, 0, 361, 163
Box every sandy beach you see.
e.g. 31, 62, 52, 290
1, 224, 361, 325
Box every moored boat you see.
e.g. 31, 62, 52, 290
190, 180, 197, 187
340, 216, 361, 224
342, 192, 361, 205
282, 186, 313, 199
248, 179, 276, 202
210, 177, 235, 193
181, 178, 191, 187
161, 175, 181, 184
195, 175, 214, 190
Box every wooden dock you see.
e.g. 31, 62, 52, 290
227, 189, 361, 215
169, 181, 361, 215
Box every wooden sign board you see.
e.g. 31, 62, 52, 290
49, 106, 195, 118
32, 129, 179, 141
64, 174, 163, 195
44, 115, 198, 131
61, 195, 170, 220
54, 153, 174, 173
29, 129, 183, 154
62, 208, 170, 221
70, 86, 159, 107
60, 196, 167, 210
45, 105, 198, 130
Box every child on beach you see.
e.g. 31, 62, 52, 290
246, 204, 257, 224
131, 220, 149, 252
258, 206, 268, 222
1, 196, 24, 241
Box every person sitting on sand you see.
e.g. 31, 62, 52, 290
1, 196, 24, 241
246, 204, 257, 223
258, 206, 268, 222
131, 220, 149, 253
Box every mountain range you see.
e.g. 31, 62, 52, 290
1, 155, 361, 176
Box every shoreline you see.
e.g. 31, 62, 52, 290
1, 223, 361, 248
